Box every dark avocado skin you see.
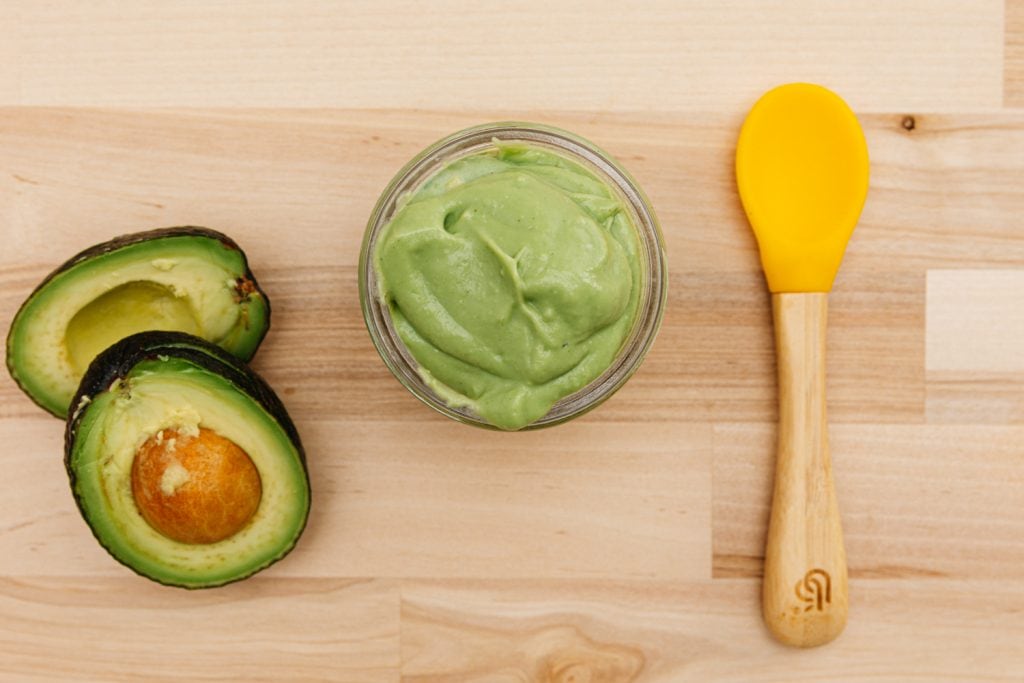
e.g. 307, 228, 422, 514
5, 226, 271, 418
65, 330, 309, 589
41, 226, 260, 281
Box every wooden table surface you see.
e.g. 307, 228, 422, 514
2, 2, 1024, 681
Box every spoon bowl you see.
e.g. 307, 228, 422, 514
737, 82, 869, 293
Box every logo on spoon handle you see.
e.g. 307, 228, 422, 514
794, 568, 832, 612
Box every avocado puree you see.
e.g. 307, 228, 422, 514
373, 141, 642, 430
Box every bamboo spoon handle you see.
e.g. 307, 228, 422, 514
763, 292, 848, 647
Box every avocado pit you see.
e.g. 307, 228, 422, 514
131, 427, 261, 545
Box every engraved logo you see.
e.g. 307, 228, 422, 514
794, 568, 831, 612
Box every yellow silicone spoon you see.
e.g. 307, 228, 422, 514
735, 83, 869, 648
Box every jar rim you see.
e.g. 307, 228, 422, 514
359, 121, 668, 430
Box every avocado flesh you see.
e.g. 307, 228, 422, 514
7, 228, 269, 418
65, 281, 202, 375
67, 333, 308, 589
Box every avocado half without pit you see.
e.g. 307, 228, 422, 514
66, 331, 310, 588
6, 227, 270, 418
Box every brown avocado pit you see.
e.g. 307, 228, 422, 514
131, 427, 262, 545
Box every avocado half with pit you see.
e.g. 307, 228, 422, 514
7, 227, 270, 418
66, 331, 309, 588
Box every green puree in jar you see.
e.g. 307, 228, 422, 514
373, 141, 641, 430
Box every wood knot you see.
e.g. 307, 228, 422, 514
550, 662, 593, 683
536, 628, 645, 683
901, 115, 916, 131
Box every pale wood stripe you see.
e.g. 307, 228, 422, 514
712, 424, 1024, 579
1, 110, 1023, 274
926, 269, 1024, 373
0, 418, 712, 581
0, 265, 925, 424
0, 1, 1003, 111
927, 374, 1024, 424
0, 576, 399, 682
400, 578, 1024, 682
1007, 0, 1024, 107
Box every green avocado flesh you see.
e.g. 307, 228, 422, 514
69, 354, 308, 588
373, 142, 642, 430
7, 231, 269, 418
66, 281, 202, 375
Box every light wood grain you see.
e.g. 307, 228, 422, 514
713, 424, 1024, 579
925, 269, 1024, 426
0, 1, 1004, 112
0, 577, 400, 682
927, 373, 1024, 424
0, 417, 711, 580
5, 108, 991, 424
401, 579, 1024, 682
1008, 0, 1024, 107
1, 105, 1022, 678
0, 264, 926, 426
3, 109, 1023, 275
926, 270, 1024, 373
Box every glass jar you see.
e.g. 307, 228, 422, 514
359, 122, 667, 429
